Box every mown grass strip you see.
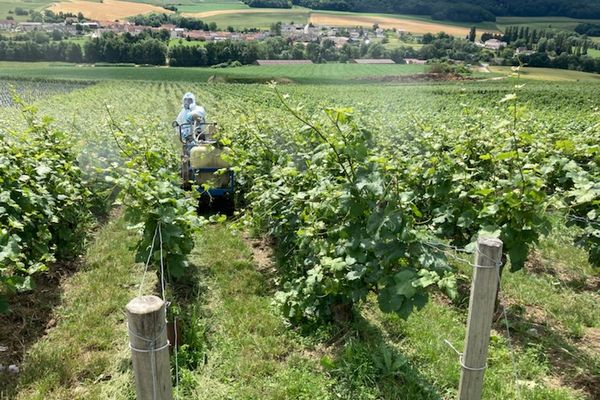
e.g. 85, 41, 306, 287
175, 226, 334, 399
11, 215, 143, 400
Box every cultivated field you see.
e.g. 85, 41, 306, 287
184, 6, 310, 29
162, 0, 248, 12
0, 79, 91, 106
489, 66, 600, 82
0, 62, 431, 84
0, 64, 599, 399
309, 11, 497, 36
49, 0, 173, 20
2, 61, 600, 84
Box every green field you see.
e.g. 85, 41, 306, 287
1, 61, 599, 84
176, 0, 252, 13
0, 61, 430, 84
0, 0, 53, 21
489, 66, 600, 81
196, 6, 311, 29
496, 16, 600, 31
587, 48, 600, 58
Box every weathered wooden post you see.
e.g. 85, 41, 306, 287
458, 237, 503, 400
126, 295, 173, 400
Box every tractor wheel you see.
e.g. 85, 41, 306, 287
222, 194, 235, 217
197, 193, 211, 214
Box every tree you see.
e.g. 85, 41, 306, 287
65, 42, 83, 63
51, 29, 63, 41
305, 41, 320, 62
469, 26, 476, 42
481, 32, 493, 42
422, 33, 434, 44
582, 40, 589, 55
270, 21, 282, 36
291, 42, 305, 59
366, 42, 386, 58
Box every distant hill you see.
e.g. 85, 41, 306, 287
243, 0, 600, 23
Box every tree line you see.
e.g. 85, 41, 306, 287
129, 13, 217, 31
575, 23, 600, 37
0, 31, 168, 65
242, 0, 292, 7
5, 8, 85, 23
0, 40, 83, 62
0, 30, 427, 66
501, 26, 597, 56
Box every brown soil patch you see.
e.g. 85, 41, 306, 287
524, 249, 548, 274
580, 327, 600, 356
244, 234, 275, 273
310, 13, 487, 36
525, 250, 600, 294
50, 0, 173, 21
208, 75, 295, 84
493, 297, 600, 399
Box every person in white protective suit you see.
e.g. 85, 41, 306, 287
176, 92, 206, 142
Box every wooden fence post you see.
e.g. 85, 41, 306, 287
126, 295, 173, 400
458, 237, 503, 400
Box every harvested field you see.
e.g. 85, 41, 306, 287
310, 13, 475, 36
49, 0, 173, 21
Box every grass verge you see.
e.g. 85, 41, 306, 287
3, 214, 143, 400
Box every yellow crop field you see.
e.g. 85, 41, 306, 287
49, 0, 173, 21
310, 13, 477, 36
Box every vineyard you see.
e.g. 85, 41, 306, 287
0, 74, 599, 399
0, 79, 92, 107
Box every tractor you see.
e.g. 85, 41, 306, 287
172, 119, 235, 215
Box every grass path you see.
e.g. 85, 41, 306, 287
5, 215, 139, 399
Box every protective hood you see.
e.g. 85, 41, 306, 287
182, 92, 196, 110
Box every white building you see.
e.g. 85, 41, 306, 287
0, 20, 16, 31
323, 36, 349, 48
404, 58, 427, 65
484, 39, 507, 50
18, 22, 43, 31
